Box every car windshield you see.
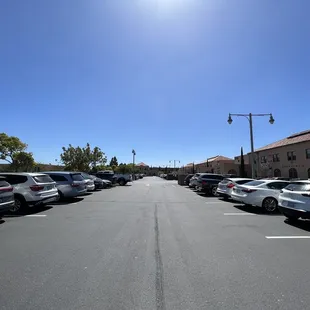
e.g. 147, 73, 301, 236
285, 182, 310, 192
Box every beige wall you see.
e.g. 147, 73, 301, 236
184, 160, 241, 175
256, 141, 310, 179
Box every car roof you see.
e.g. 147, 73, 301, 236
0, 172, 47, 176
42, 171, 81, 174
226, 178, 253, 182
290, 180, 310, 184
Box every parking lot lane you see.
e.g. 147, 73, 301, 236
1, 177, 310, 309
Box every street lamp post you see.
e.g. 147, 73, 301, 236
227, 113, 275, 179
132, 149, 136, 178
169, 160, 180, 170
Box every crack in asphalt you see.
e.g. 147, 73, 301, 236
154, 204, 166, 310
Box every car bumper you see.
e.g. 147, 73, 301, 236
278, 205, 310, 219
86, 184, 95, 191
0, 201, 15, 214
28, 194, 59, 206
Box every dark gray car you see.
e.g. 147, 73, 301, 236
0, 177, 15, 214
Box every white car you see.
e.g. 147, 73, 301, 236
0, 173, 59, 213
278, 181, 310, 220
81, 173, 96, 191
216, 178, 254, 200
230, 179, 290, 213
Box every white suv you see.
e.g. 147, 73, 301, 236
0, 173, 59, 213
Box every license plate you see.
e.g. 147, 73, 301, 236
46, 185, 53, 190
234, 189, 240, 193
287, 201, 295, 208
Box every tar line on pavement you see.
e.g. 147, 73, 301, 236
154, 203, 166, 310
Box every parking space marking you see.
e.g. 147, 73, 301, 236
206, 201, 229, 204
223, 213, 257, 216
25, 214, 47, 217
265, 236, 310, 239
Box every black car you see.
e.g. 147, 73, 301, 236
95, 171, 117, 184
196, 173, 224, 195
89, 175, 106, 189
184, 174, 194, 186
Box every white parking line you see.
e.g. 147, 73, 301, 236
265, 236, 310, 239
25, 214, 47, 217
224, 213, 257, 216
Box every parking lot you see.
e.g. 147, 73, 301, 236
1, 177, 310, 310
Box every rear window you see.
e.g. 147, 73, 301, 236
243, 180, 265, 187
71, 173, 84, 181
0, 180, 10, 187
285, 182, 310, 192
236, 179, 253, 185
33, 175, 54, 183
0, 175, 28, 184
49, 174, 68, 182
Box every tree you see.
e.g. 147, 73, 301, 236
0, 133, 27, 164
60, 143, 106, 171
109, 156, 118, 168
240, 147, 246, 177
12, 152, 35, 172
115, 163, 132, 174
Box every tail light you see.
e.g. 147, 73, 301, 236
227, 183, 235, 188
71, 183, 80, 187
30, 185, 44, 191
242, 188, 257, 193
202, 180, 207, 185
0, 186, 13, 192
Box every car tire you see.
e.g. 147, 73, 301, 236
262, 197, 278, 213
11, 195, 26, 213
57, 190, 64, 201
119, 178, 125, 186
211, 186, 218, 196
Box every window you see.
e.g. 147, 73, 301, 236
242, 180, 265, 187
260, 156, 267, 163
273, 154, 280, 162
289, 168, 298, 179
236, 179, 253, 185
71, 173, 84, 181
49, 174, 68, 182
306, 149, 310, 159
274, 169, 281, 177
33, 175, 54, 183
285, 182, 310, 192
0, 174, 28, 185
267, 182, 289, 190
287, 151, 296, 161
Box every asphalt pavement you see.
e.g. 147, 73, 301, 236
1, 177, 310, 310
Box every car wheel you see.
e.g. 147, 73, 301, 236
262, 197, 278, 213
211, 186, 218, 196
11, 196, 26, 213
56, 190, 64, 201
119, 178, 125, 186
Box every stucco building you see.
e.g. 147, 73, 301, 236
254, 129, 310, 179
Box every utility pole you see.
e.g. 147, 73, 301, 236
228, 113, 275, 178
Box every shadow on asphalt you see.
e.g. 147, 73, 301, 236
284, 218, 310, 232
232, 204, 281, 216
3, 205, 53, 218
52, 197, 84, 206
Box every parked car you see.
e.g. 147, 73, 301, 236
216, 178, 254, 200
0, 173, 59, 213
184, 174, 194, 186
114, 173, 132, 186
0, 176, 15, 215
196, 173, 224, 195
231, 179, 290, 213
43, 171, 87, 199
189, 173, 203, 188
80, 172, 96, 191
278, 181, 310, 220
89, 175, 106, 189
95, 171, 118, 184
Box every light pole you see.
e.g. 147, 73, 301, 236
169, 160, 180, 170
227, 113, 275, 179
132, 149, 136, 177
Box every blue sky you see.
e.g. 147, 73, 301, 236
1, 0, 309, 167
